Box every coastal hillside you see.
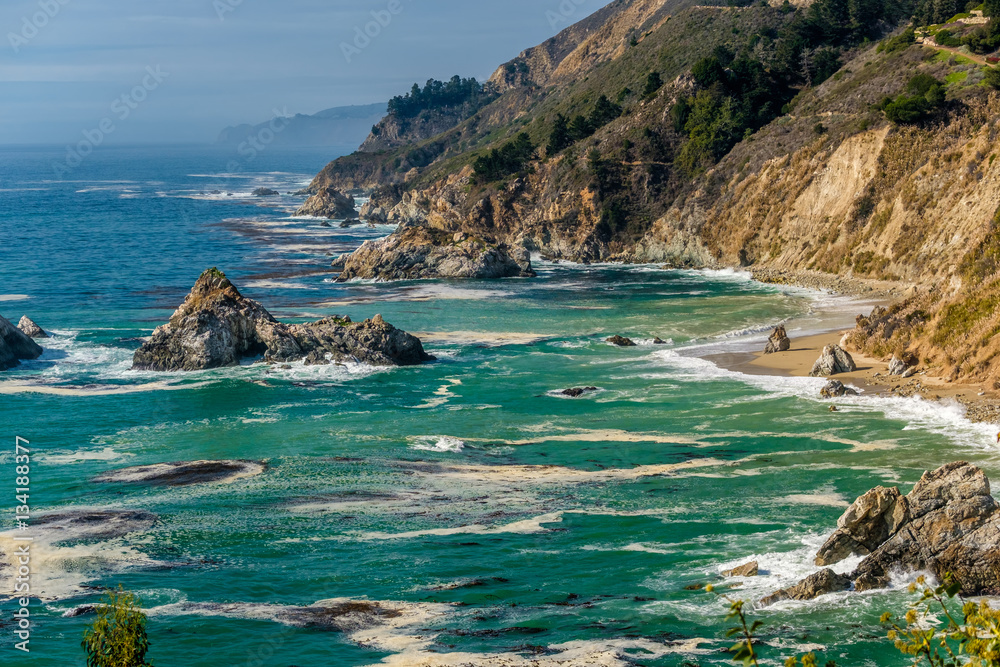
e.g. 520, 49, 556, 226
303, 0, 1000, 385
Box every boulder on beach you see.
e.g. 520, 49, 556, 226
17, 316, 48, 338
809, 344, 857, 377
820, 380, 858, 399
0, 314, 43, 371
606, 335, 636, 347
334, 225, 535, 281
295, 186, 357, 219
761, 461, 1000, 605
763, 326, 790, 354
131, 268, 433, 371
888, 355, 908, 376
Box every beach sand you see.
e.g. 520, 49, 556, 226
709, 330, 1000, 422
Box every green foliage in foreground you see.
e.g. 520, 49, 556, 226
709, 574, 1000, 667
82, 587, 153, 667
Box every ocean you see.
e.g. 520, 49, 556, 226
1, 144, 997, 666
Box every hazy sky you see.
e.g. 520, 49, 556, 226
0, 0, 602, 144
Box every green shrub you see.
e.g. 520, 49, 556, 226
880, 27, 916, 53
643, 71, 664, 98
985, 66, 1000, 88
880, 73, 946, 124
82, 588, 153, 667
472, 133, 536, 183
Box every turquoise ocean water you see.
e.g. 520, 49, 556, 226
1, 145, 998, 666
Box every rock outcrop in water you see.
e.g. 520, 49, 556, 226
334, 225, 535, 281
0, 314, 43, 370
764, 326, 790, 354
17, 316, 48, 338
132, 268, 432, 371
296, 186, 357, 219
761, 462, 1000, 605
820, 380, 858, 399
606, 335, 636, 347
95, 460, 266, 487
809, 345, 857, 377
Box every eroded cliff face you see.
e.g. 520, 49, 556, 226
304, 0, 1000, 384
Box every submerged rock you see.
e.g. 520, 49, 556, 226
132, 268, 432, 371
764, 325, 790, 354
17, 316, 48, 338
252, 187, 280, 197
722, 561, 759, 577
763, 461, 1000, 604
95, 460, 266, 487
809, 344, 857, 377
33, 509, 158, 543
0, 314, 43, 370
820, 380, 858, 399
335, 226, 535, 281
296, 186, 357, 219
561, 387, 598, 397
606, 335, 636, 347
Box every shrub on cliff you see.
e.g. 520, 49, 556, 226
472, 133, 536, 183
879, 73, 946, 124
82, 587, 153, 667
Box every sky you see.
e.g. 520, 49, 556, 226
0, 0, 604, 144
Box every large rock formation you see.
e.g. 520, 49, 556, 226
814, 486, 906, 565
761, 462, 1000, 605
0, 315, 43, 371
764, 326, 790, 354
132, 269, 432, 371
296, 186, 357, 219
809, 345, 857, 377
335, 226, 535, 282
17, 316, 48, 339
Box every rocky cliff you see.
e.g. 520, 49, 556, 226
132, 269, 432, 371
302, 0, 1000, 383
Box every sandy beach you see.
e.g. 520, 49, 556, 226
710, 329, 1000, 424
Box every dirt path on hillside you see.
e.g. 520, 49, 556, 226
918, 39, 989, 65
